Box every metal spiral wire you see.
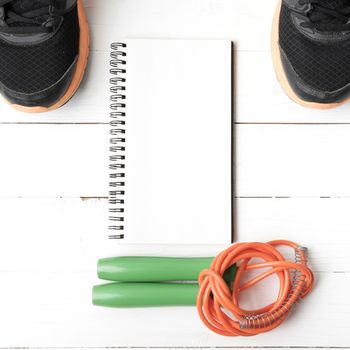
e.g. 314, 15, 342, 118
108, 42, 127, 240
239, 245, 309, 330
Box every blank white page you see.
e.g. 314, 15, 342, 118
120, 39, 233, 244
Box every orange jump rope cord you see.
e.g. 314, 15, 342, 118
196, 240, 315, 337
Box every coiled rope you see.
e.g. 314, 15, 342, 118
197, 240, 314, 336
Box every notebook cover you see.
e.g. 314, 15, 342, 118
108, 39, 234, 245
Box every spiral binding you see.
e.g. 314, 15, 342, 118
108, 42, 127, 240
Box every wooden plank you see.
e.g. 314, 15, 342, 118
0, 124, 108, 197
3, 1, 350, 124
1, 124, 350, 197
237, 197, 350, 272
17, 348, 350, 350
83, 0, 274, 52
237, 52, 350, 123
0, 0, 348, 348
0, 0, 271, 124
0, 270, 348, 347
0, 197, 349, 273
84, 0, 350, 124
3, 50, 350, 124
236, 124, 350, 197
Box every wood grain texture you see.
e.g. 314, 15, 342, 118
0, 198, 349, 347
0, 0, 349, 348
0, 198, 350, 273
0, 124, 350, 197
0, 270, 347, 347
1, 0, 350, 124
0, 198, 348, 273
0, 124, 108, 197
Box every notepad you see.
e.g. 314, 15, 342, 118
108, 39, 233, 244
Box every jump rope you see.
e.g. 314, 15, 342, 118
93, 240, 314, 337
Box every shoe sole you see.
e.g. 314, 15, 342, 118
11, 0, 89, 113
271, 0, 346, 110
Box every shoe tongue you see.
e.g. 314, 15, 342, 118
8, 0, 52, 14
6, 0, 52, 28
308, 0, 350, 29
319, 0, 350, 9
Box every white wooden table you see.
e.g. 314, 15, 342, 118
0, 0, 349, 348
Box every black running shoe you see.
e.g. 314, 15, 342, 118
0, 0, 89, 112
272, 0, 350, 109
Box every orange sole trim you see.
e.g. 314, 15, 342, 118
11, 0, 89, 113
271, 0, 346, 110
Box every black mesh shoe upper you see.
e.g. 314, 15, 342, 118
0, 1, 79, 95
279, 0, 350, 94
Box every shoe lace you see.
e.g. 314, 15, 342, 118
299, 0, 350, 30
0, 0, 56, 34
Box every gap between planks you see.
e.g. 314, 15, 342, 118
0, 346, 349, 349
3, 122, 350, 125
